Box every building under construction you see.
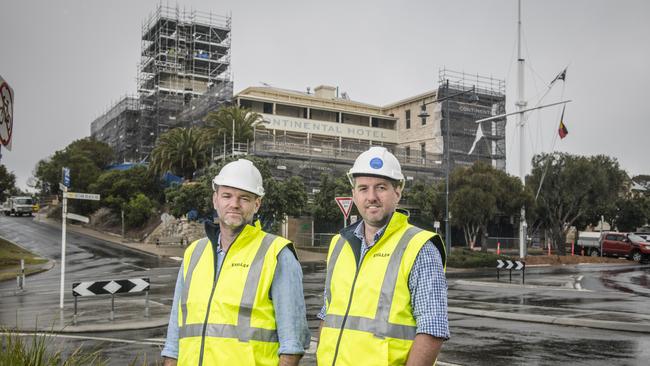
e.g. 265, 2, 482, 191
233, 69, 507, 193
92, 4, 233, 162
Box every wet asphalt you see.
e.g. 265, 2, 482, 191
2, 215, 650, 365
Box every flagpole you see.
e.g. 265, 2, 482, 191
474, 100, 572, 124
516, 0, 528, 259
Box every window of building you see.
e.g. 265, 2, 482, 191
371, 118, 379, 127
420, 142, 426, 161
263, 102, 273, 114
405, 110, 411, 129
405, 146, 411, 158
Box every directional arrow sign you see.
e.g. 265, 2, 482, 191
335, 197, 354, 220
64, 192, 100, 201
66, 213, 89, 223
496, 259, 505, 269
129, 278, 150, 292
72, 278, 150, 297
514, 261, 525, 270
505, 260, 514, 270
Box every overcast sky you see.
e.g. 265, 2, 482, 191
1, 0, 648, 190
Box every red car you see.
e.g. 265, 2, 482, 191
600, 232, 650, 262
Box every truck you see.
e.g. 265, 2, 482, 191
577, 231, 650, 262
2, 196, 35, 217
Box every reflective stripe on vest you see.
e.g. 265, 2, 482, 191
324, 226, 421, 340
179, 233, 279, 342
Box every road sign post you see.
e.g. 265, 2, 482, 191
59, 186, 67, 309
335, 197, 353, 227
59, 184, 100, 310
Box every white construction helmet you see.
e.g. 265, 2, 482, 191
212, 159, 265, 197
347, 146, 404, 187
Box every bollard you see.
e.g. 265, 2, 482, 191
73, 297, 78, 325
16, 259, 25, 290
497, 241, 501, 255
547, 240, 551, 256
581, 247, 584, 256
571, 240, 575, 256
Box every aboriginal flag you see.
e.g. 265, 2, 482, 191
558, 105, 568, 139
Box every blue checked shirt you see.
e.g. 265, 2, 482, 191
317, 221, 450, 340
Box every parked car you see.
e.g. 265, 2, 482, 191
577, 231, 650, 262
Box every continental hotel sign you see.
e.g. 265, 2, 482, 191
260, 113, 397, 143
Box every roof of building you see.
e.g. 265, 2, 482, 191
235, 86, 396, 119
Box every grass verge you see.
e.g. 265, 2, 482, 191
0, 329, 162, 365
0, 236, 48, 281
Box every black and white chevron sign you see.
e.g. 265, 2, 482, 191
496, 260, 525, 271
72, 278, 150, 297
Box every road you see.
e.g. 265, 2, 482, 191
2, 215, 650, 365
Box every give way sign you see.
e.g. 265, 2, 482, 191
335, 197, 354, 220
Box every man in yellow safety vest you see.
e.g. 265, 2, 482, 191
162, 159, 310, 366
317, 146, 449, 365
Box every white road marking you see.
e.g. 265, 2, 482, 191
122, 263, 150, 271
169, 257, 183, 261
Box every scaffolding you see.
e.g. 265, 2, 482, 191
90, 95, 141, 163
137, 4, 232, 161
438, 69, 507, 171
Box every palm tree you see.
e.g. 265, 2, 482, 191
203, 106, 262, 146
150, 127, 210, 180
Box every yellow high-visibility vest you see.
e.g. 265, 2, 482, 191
177, 223, 291, 366
317, 212, 446, 365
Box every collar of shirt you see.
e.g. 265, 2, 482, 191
353, 220, 388, 252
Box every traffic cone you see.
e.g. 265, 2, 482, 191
497, 241, 501, 255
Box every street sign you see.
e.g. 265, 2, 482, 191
335, 197, 353, 219
434, 221, 440, 229
0, 74, 14, 151
496, 259, 526, 284
62, 167, 70, 187
66, 212, 89, 223
64, 192, 100, 201
72, 278, 150, 297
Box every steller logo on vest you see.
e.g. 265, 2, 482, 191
231, 262, 250, 268
373, 252, 390, 258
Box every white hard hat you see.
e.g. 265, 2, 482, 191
347, 146, 404, 186
212, 159, 265, 197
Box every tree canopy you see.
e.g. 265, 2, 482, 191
450, 162, 529, 249
149, 127, 211, 180
33, 137, 113, 196
528, 153, 627, 254
0, 164, 17, 202
203, 106, 263, 144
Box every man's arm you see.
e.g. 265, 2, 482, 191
271, 247, 311, 362
161, 265, 184, 364
407, 242, 449, 364
406, 334, 443, 366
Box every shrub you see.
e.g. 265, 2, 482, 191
124, 194, 155, 229
447, 248, 511, 268
165, 182, 212, 219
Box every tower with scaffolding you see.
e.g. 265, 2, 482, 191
136, 4, 232, 161
437, 69, 507, 172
